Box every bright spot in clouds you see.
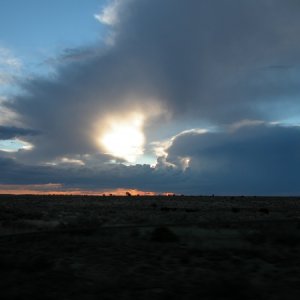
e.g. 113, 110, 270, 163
94, 0, 120, 26
0, 139, 32, 152
100, 113, 145, 163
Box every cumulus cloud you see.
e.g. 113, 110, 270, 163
94, 0, 122, 26
162, 123, 300, 195
0, 155, 184, 193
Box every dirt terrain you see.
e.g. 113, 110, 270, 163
0, 195, 300, 299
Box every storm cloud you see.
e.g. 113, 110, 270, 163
0, 126, 39, 140
1, 0, 300, 194
163, 123, 300, 195
0, 123, 299, 195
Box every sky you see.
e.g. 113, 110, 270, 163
0, 0, 300, 195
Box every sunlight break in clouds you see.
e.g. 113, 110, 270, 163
99, 112, 145, 163
153, 129, 208, 159
0, 139, 33, 152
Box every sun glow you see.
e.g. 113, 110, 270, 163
100, 113, 145, 163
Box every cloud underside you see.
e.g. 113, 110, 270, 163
1, 0, 300, 194
0, 126, 39, 140
1, 124, 299, 195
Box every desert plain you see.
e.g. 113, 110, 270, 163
0, 195, 300, 299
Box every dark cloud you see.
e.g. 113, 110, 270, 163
0, 124, 299, 195
112, 0, 300, 121
4, 0, 300, 162
164, 123, 300, 195
0, 125, 39, 140
0, 155, 184, 193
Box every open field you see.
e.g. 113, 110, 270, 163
1, 195, 300, 299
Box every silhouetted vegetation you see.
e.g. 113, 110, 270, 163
151, 203, 157, 209
185, 208, 199, 212
160, 206, 177, 212
231, 207, 240, 213
259, 207, 270, 214
150, 226, 179, 242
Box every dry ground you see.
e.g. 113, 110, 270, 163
0, 195, 300, 299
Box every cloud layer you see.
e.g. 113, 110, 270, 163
1, 123, 299, 195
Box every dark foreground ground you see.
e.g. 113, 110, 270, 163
1, 195, 300, 299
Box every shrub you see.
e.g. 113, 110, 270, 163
150, 226, 179, 242
232, 207, 240, 213
259, 208, 269, 214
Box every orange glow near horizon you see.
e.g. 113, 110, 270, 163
0, 185, 172, 196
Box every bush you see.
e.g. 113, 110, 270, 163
259, 208, 269, 214
150, 226, 179, 242
231, 207, 240, 213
